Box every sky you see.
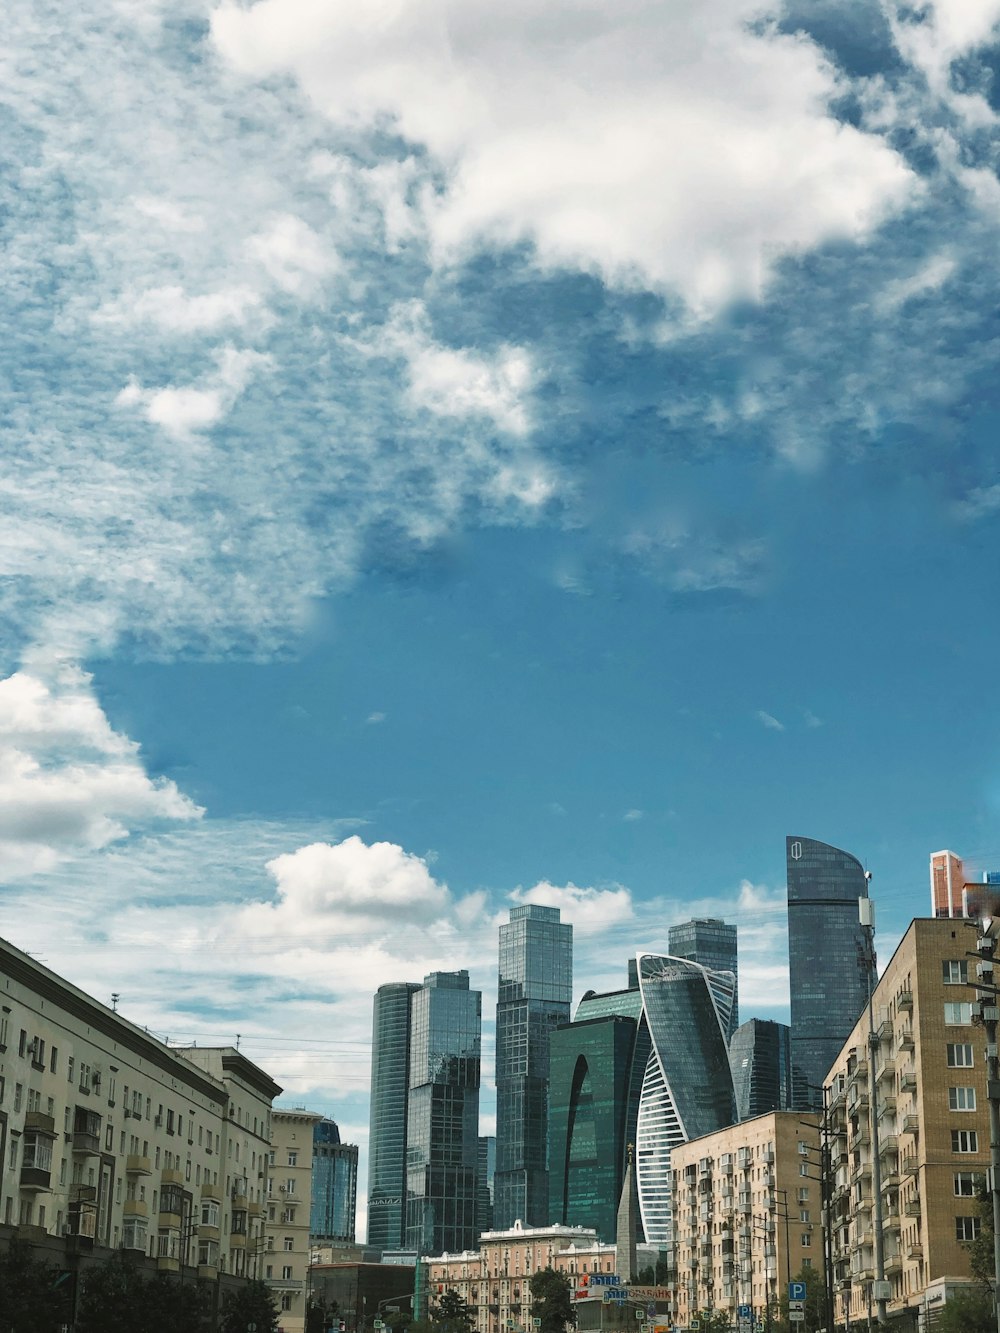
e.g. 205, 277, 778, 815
4, 0, 1000, 1240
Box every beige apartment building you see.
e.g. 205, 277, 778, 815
0, 933, 280, 1293
825, 916, 990, 1326
671, 1111, 822, 1328
266, 1107, 323, 1333
426, 1220, 617, 1333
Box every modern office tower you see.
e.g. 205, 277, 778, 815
476, 1135, 496, 1238
549, 956, 737, 1247
310, 1118, 359, 1243
405, 970, 482, 1256
728, 1019, 795, 1120
671, 1110, 822, 1329
668, 918, 739, 1037
824, 918, 991, 1325
786, 835, 875, 1110
494, 903, 573, 1229
367, 981, 419, 1251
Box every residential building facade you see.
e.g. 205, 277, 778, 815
825, 917, 991, 1326
667, 918, 738, 1037
786, 835, 875, 1109
494, 904, 572, 1230
267, 1107, 324, 1333
310, 1117, 358, 1243
0, 935, 279, 1295
425, 1220, 616, 1333
671, 1111, 822, 1329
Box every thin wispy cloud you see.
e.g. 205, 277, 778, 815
756, 710, 786, 732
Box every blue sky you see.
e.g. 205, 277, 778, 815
4, 0, 1000, 1235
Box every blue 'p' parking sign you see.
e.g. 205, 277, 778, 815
789, 1282, 806, 1302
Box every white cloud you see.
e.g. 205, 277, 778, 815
510, 879, 634, 935
116, 345, 272, 440
623, 808, 644, 822
885, 0, 1000, 127
246, 214, 339, 296
241, 836, 452, 937
95, 283, 266, 334
956, 482, 1000, 521
212, 0, 915, 314
756, 710, 785, 732
876, 251, 957, 312
0, 665, 201, 881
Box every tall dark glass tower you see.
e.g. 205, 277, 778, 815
494, 903, 572, 1229
786, 835, 874, 1109
728, 1018, 794, 1120
310, 1118, 359, 1242
405, 970, 482, 1256
367, 982, 419, 1250
667, 918, 738, 1037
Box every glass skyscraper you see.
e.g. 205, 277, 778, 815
494, 903, 572, 1229
667, 918, 738, 1037
367, 981, 419, 1252
786, 835, 875, 1109
310, 1118, 359, 1242
404, 970, 482, 1256
549, 955, 736, 1246
728, 1018, 794, 1120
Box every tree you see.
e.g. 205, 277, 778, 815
0, 1237, 67, 1333
934, 1287, 994, 1333
219, 1279, 280, 1333
76, 1254, 209, 1333
636, 1266, 654, 1286
529, 1268, 574, 1333
774, 1269, 823, 1333
431, 1289, 474, 1333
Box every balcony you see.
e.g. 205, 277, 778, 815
161, 1168, 184, 1186
901, 1114, 919, 1136
265, 1277, 305, 1293
902, 1154, 920, 1176
898, 1024, 915, 1050
126, 1154, 151, 1175
879, 1135, 899, 1157
123, 1199, 148, 1218
899, 1070, 917, 1093
877, 1094, 896, 1118
201, 1180, 221, 1202
897, 989, 913, 1010
876, 1058, 896, 1085
19, 1165, 51, 1192
25, 1111, 56, 1135
885, 1252, 903, 1275
905, 1197, 921, 1217
907, 1242, 923, 1260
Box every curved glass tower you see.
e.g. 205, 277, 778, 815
786, 835, 875, 1109
634, 955, 737, 1246
549, 956, 737, 1247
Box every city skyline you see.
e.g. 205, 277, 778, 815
5, 0, 1000, 1257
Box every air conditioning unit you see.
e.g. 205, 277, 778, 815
279, 1185, 287, 1192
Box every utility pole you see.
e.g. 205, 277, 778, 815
795, 1109, 833, 1333
860, 883, 889, 1326
971, 916, 1000, 1333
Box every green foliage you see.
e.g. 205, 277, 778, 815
933, 1287, 994, 1333
529, 1268, 574, 1333
773, 1269, 824, 1333
219, 1279, 280, 1333
0, 1237, 68, 1333
689, 1313, 730, 1333
76, 1252, 210, 1333
636, 1266, 654, 1286
967, 1187, 997, 1292
430, 1288, 475, 1333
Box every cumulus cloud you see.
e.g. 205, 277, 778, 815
510, 879, 634, 934
116, 346, 272, 440
239, 836, 452, 936
212, 0, 915, 314
0, 666, 202, 881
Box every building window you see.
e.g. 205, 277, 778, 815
943, 960, 969, 985
283, 1236, 294, 1251
952, 1130, 979, 1153
282, 1265, 294, 1280
955, 1172, 982, 1196
957, 1216, 982, 1241
799, 1210, 810, 1223
281, 1294, 293, 1312
947, 1044, 975, 1068
949, 1087, 977, 1111
800, 1233, 811, 1246
944, 1003, 973, 1026
288, 1151, 298, 1167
